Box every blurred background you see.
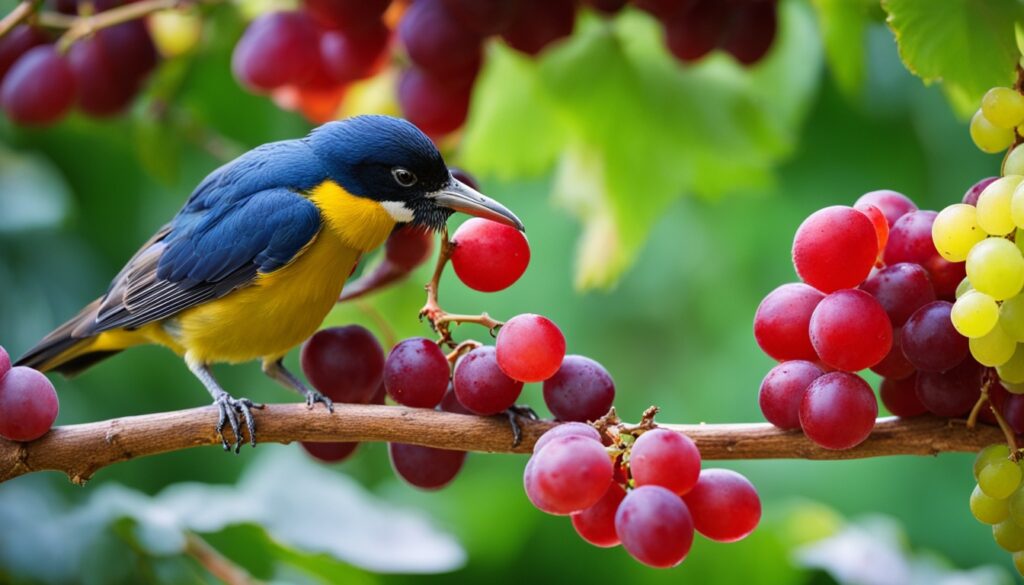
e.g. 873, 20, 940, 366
0, 0, 1017, 582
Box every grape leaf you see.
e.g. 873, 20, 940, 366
883, 0, 1024, 116
812, 0, 881, 98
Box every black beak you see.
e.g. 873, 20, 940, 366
430, 176, 525, 231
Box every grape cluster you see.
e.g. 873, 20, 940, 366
755, 189, 986, 449
0, 345, 59, 442
231, 0, 780, 136
524, 423, 761, 568
0, 0, 163, 126
969, 444, 1024, 575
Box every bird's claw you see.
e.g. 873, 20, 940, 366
213, 393, 264, 453
305, 391, 334, 412
505, 405, 539, 448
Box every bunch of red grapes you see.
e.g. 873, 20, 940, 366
230, 0, 780, 138
0, 0, 158, 125
752, 186, 1019, 449
524, 423, 760, 568
0, 346, 59, 442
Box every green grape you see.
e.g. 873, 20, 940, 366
972, 108, 1016, 153
1006, 146, 1024, 176
970, 323, 1017, 366
956, 277, 974, 299
974, 484, 1012, 524
966, 237, 1024, 300
933, 203, 988, 261
1017, 229, 1024, 256
952, 290, 1000, 338
980, 458, 1023, 499
1010, 487, 1024, 525
982, 87, 1024, 129
994, 518, 1024, 552
977, 445, 1012, 476
977, 176, 1023, 236
1006, 381, 1024, 395
998, 344, 1024, 384
1002, 294, 1024, 341
1015, 550, 1024, 577
978, 444, 1013, 479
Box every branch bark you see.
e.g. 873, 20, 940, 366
0, 404, 1003, 485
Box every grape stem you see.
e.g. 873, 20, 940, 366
0, 1, 35, 39
419, 227, 505, 347
0, 407, 1005, 485
967, 370, 1021, 460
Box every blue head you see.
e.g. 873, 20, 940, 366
305, 116, 523, 231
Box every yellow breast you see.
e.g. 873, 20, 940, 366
171, 180, 397, 364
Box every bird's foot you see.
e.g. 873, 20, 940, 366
213, 392, 265, 453
505, 405, 539, 448
305, 390, 334, 412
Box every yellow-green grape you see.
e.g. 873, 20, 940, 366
978, 176, 1023, 235
980, 459, 1024, 498
1015, 550, 1024, 577
1012, 182, 1024, 230
972, 109, 1016, 153
1011, 487, 1024, 525
147, 9, 202, 58
975, 484, 1013, 524
983, 87, 1024, 128
970, 323, 1017, 366
952, 290, 1000, 337
1006, 381, 1024, 395
998, 345, 1024, 384
966, 237, 1024, 300
956, 277, 974, 299
977, 444, 1012, 479
995, 519, 1024, 552
1002, 294, 1024, 341
1006, 146, 1024, 176
933, 204, 987, 261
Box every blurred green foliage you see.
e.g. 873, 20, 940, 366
0, 0, 1021, 583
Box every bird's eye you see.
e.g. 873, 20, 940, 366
391, 167, 417, 187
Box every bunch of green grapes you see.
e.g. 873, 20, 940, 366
970, 86, 1024, 157
971, 444, 1024, 574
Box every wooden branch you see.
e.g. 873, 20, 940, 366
0, 404, 1004, 485
0, 1, 34, 39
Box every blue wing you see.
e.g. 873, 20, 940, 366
85, 141, 328, 334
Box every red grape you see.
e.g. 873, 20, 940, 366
524, 435, 613, 515
398, 0, 483, 79
879, 374, 926, 417
859, 263, 936, 326
0, 346, 10, 379
799, 372, 877, 450
883, 210, 939, 266
1002, 393, 1024, 434
1, 45, 77, 125
441, 0, 518, 36
301, 325, 385, 404
95, 20, 157, 81
450, 167, 480, 190
0, 366, 59, 442
301, 441, 358, 463
68, 37, 137, 116
753, 283, 824, 361
389, 442, 467, 490
453, 346, 523, 415
809, 289, 892, 372
759, 360, 825, 430
635, 0, 689, 19
720, 0, 777, 65
854, 203, 889, 257
571, 481, 626, 547
664, 0, 728, 62
869, 329, 915, 380
900, 301, 968, 372
501, 0, 576, 56
542, 355, 615, 422
232, 12, 320, 91
585, 0, 629, 15
854, 190, 918, 227
450, 218, 530, 292
979, 382, 1008, 426
963, 177, 999, 206
914, 358, 983, 418
383, 337, 449, 408
496, 314, 566, 383
630, 429, 701, 496
922, 255, 966, 301
320, 21, 390, 83
386, 225, 434, 270
533, 422, 602, 454
615, 485, 694, 568
682, 468, 761, 542
0, 25, 47, 83
397, 66, 474, 139
791, 206, 878, 292
439, 383, 472, 415
303, 0, 391, 31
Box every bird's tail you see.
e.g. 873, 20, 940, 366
16, 299, 122, 377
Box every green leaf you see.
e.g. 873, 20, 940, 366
883, 0, 1024, 116
812, 0, 878, 97
0, 147, 72, 234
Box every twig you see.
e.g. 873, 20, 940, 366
49, 0, 210, 52
0, 1, 34, 39
184, 532, 260, 585
0, 406, 1004, 485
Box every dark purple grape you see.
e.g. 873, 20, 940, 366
0, 45, 76, 125
383, 337, 450, 408
397, 66, 474, 139
385, 225, 434, 270
232, 11, 321, 91
301, 441, 359, 463
389, 442, 467, 490
900, 301, 968, 373
879, 374, 926, 417
441, 0, 518, 35
501, 0, 576, 56
68, 37, 137, 116
399, 0, 483, 79
664, 1, 729, 62
320, 21, 390, 82
95, 20, 157, 80
0, 25, 47, 83
303, 0, 391, 31
452, 346, 523, 415
301, 326, 385, 404
963, 177, 999, 206
869, 329, 915, 380
542, 355, 615, 422
915, 358, 983, 417
859, 263, 936, 327
721, 0, 777, 65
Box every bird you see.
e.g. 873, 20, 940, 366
16, 115, 524, 452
